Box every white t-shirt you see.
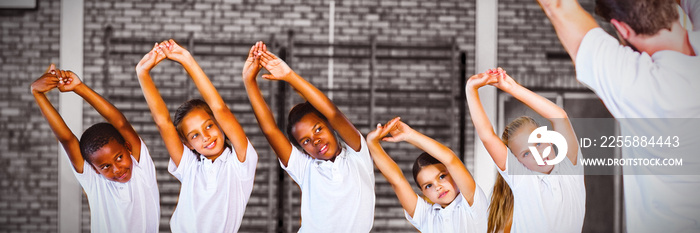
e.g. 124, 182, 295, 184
404, 184, 488, 233
498, 151, 585, 233
168, 140, 258, 233
576, 28, 700, 233
280, 134, 375, 232
73, 139, 160, 233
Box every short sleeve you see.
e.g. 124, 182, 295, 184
168, 145, 197, 181
279, 145, 311, 186
498, 151, 535, 188
464, 184, 488, 216
575, 28, 652, 118
404, 194, 430, 230
134, 139, 157, 185
231, 140, 258, 181
497, 155, 514, 188
73, 158, 97, 191
352, 133, 374, 175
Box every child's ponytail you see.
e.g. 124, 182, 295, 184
487, 175, 514, 233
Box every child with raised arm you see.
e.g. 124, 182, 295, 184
366, 117, 487, 232
31, 64, 160, 232
466, 68, 585, 233
136, 40, 257, 233
242, 42, 375, 232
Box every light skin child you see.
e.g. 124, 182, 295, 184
242, 41, 362, 165
366, 117, 477, 216
466, 68, 579, 174
31, 64, 141, 182
136, 40, 249, 165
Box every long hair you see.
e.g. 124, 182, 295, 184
173, 99, 231, 160
487, 116, 539, 232
487, 175, 514, 233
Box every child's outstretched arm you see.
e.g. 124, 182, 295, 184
366, 117, 418, 216
31, 64, 84, 173
466, 73, 509, 171
136, 44, 185, 166
259, 51, 362, 151
55, 69, 142, 161
489, 68, 580, 164
242, 42, 294, 165
160, 39, 249, 162
384, 119, 478, 206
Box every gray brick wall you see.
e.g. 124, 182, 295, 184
496, 0, 613, 89
0, 0, 61, 232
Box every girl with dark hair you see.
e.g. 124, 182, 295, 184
367, 117, 487, 232
243, 42, 375, 232
136, 40, 257, 232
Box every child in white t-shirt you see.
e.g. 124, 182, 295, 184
32, 64, 160, 232
466, 68, 585, 233
243, 42, 375, 232
367, 117, 487, 232
136, 40, 258, 232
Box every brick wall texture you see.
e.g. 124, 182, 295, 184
0, 0, 61, 232
1, 0, 616, 232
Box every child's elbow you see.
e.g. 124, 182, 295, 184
153, 116, 173, 127
58, 136, 79, 147
553, 109, 569, 120
261, 126, 281, 137
110, 117, 131, 131
211, 105, 233, 117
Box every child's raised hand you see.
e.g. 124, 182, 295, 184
259, 51, 293, 80
242, 41, 265, 82
466, 72, 499, 90
488, 67, 518, 92
31, 72, 59, 94
56, 70, 83, 92
160, 39, 192, 64
367, 117, 402, 143
136, 43, 166, 74
383, 120, 415, 143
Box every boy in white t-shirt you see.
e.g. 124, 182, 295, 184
31, 64, 160, 232
538, 0, 700, 232
243, 42, 375, 232
367, 117, 487, 233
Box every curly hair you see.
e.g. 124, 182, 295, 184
286, 102, 342, 153
79, 122, 127, 162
